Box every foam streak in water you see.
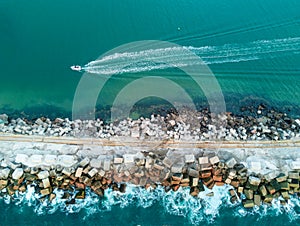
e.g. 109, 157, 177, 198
2, 184, 300, 225
83, 37, 300, 75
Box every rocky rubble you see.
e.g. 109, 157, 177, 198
0, 105, 300, 141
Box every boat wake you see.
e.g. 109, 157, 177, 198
79, 37, 300, 75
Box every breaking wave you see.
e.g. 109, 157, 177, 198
82, 37, 300, 75
1, 184, 300, 225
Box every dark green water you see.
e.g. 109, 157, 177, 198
1, 0, 300, 225
1, 0, 300, 117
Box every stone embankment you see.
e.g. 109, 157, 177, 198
0, 139, 300, 208
1, 106, 300, 142
0, 108, 300, 208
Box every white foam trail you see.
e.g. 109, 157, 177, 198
83, 37, 300, 75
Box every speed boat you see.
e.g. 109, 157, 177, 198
70, 65, 82, 71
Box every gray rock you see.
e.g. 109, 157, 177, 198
264, 171, 279, 181
60, 145, 79, 155
14, 127, 22, 134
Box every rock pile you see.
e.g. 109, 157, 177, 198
0, 150, 299, 208
0, 106, 300, 141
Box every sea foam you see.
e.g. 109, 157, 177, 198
1, 184, 300, 225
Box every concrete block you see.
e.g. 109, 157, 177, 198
75, 167, 83, 178
12, 168, 24, 180
185, 155, 195, 163
27, 155, 43, 167
103, 159, 111, 171
90, 159, 102, 168
38, 171, 49, 180
199, 157, 209, 164
209, 156, 220, 165
42, 178, 51, 188
58, 155, 77, 167
88, 168, 98, 177
162, 157, 173, 168
226, 158, 237, 168
123, 154, 135, 164
15, 154, 28, 164
249, 176, 261, 186
114, 157, 123, 164
44, 155, 57, 166
79, 157, 90, 167
0, 168, 10, 179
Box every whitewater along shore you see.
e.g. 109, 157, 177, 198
0, 108, 300, 209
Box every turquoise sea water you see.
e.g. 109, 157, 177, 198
1, 0, 300, 117
1, 0, 300, 225
1, 185, 300, 226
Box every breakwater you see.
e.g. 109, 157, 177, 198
0, 108, 300, 211
1, 105, 300, 141
0, 135, 300, 210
